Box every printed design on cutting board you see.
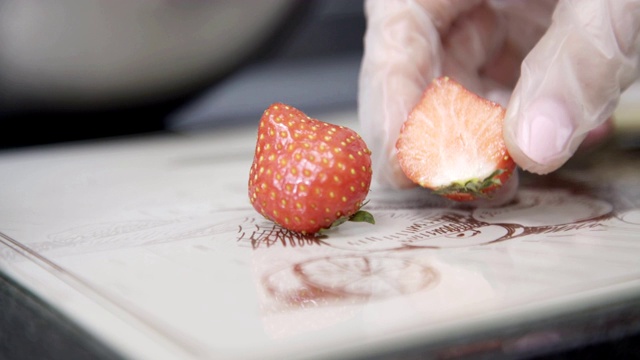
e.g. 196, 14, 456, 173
618, 208, 640, 225
13, 183, 635, 307
241, 186, 637, 304
240, 188, 615, 251
261, 255, 439, 306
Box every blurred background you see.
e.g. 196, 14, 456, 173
2, 2, 640, 359
0, 0, 366, 149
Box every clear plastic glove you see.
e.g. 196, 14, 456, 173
358, 0, 640, 192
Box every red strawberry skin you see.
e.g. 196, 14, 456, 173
249, 103, 373, 234
396, 77, 516, 202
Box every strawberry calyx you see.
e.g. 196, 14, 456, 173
348, 209, 376, 224
320, 210, 376, 232
320, 202, 375, 233
433, 169, 505, 198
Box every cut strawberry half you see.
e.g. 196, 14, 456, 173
396, 76, 516, 202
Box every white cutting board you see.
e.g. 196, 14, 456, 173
1, 108, 640, 360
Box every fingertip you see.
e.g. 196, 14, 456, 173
504, 98, 579, 175
500, 0, 637, 174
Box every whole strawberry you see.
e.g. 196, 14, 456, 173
396, 77, 516, 202
249, 103, 374, 234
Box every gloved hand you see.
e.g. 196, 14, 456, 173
359, 0, 640, 191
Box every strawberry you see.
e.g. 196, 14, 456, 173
248, 103, 374, 234
396, 76, 516, 202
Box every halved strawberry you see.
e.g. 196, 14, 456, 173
249, 103, 374, 234
396, 76, 516, 201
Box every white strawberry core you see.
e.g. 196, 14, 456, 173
426, 157, 495, 187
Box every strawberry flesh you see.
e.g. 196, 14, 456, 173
396, 77, 516, 201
